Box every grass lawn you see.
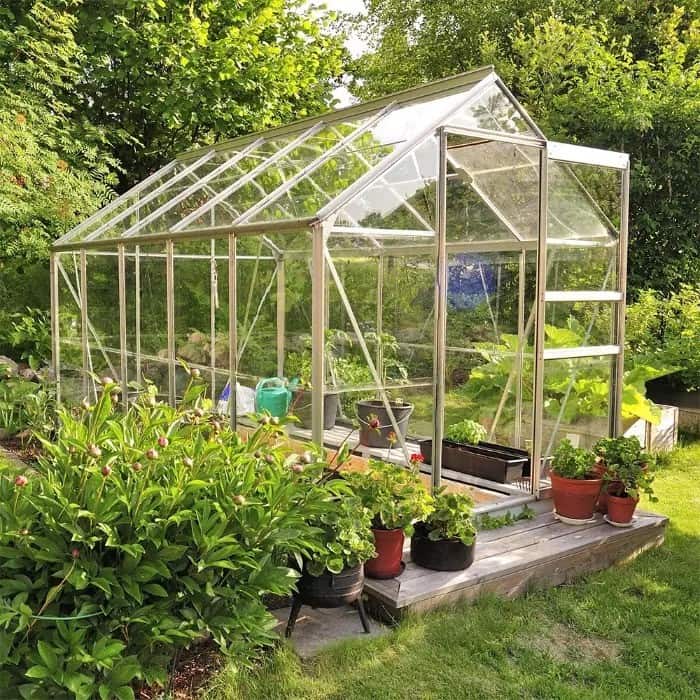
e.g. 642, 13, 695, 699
206, 441, 700, 700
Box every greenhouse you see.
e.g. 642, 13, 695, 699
50, 66, 630, 503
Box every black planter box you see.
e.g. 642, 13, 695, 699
411, 522, 476, 571
419, 439, 527, 484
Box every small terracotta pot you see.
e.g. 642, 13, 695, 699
607, 494, 639, 524
597, 479, 624, 513
551, 472, 602, 521
365, 527, 404, 579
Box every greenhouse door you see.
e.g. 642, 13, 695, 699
431, 126, 547, 493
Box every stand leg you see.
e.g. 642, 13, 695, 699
285, 597, 303, 639
357, 597, 371, 634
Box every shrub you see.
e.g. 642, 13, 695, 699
0, 378, 335, 698
0, 370, 56, 441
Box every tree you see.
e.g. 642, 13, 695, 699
61, 0, 346, 188
0, 2, 116, 327
351, 2, 700, 296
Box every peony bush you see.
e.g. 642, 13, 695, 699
0, 377, 336, 699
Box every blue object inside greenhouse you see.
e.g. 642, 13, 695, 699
447, 256, 496, 310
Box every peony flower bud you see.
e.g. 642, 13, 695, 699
291, 464, 304, 474
87, 443, 102, 458
14, 474, 28, 488
146, 448, 159, 460
232, 494, 246, 506
71, 548, 80, 559
183, 457, 193, 468
101, 465, 112, 477
157, 435, 169, 448
190, 368, 201, 379
132, 461, 143, 472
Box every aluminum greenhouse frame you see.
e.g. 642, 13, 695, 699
51, 66, 630, 499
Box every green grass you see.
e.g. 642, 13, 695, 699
205, 442, 700, 700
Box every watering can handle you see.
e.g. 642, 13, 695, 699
255, 377, 285, 393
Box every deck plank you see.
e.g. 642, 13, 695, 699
363, 511, 667, 615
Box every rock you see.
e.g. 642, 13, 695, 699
0, 356, 18, 377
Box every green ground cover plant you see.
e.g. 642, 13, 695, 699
205, 440, 700, 700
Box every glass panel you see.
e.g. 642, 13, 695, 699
335, 138, 438, 232
445, 82, 536, 135
539, 355, 614, 455
56, 252, 84, 403
544, 301, 614, 348
84, 252, 121, 392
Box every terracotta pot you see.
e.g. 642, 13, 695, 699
597, 479, 624, 514
365, 527, 404, 579
550, 472, 602, 521
607, 494, 639, 524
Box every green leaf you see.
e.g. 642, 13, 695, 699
24, 665, 50, 679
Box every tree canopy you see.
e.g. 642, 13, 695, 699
352, 1, 700, 296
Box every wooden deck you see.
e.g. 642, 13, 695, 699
364, 509, 668, 619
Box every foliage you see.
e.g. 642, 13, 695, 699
476, 505, 535, 531
351, 3, 700, 297
445, 419, 487, 445
550, 438, 596, 479
0, 369, 56, 441
626, 285, 700, 391
419, 490, 476, 546
4, 309, 51, 369
0, 2, 116, 266
345, 459, 433, 534
57, 0, 346, 188
304, 492, 376, 577
0, 377, 339, 698
459, 317, 674, 428
593, 436, 656, 501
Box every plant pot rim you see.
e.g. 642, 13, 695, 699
372, 524, 404, 533
357, 398, 414, 408
550, 471, 603, 484
607, 493, 639, 503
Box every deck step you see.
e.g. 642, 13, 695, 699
364, 509, 667, 619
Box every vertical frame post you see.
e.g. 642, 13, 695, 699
376, 255, 384, 375
432, 128, 449, 492
210, 239, 217, 397
311, 221, 327, 443
118, 244, 128, 409
514, 248, 526, 448
611, 165, 630, 437
135, 245, 142, 383
228, 234, 237, 429
530, 148, 549, 497
276, 257, 286, 377
79, 250, 89, 398
50, 253, 61, 405
166, 239, 176, 406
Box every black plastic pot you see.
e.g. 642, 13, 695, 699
295, 563, 365, 608
291, 390, 339, 431
419, 439, 527, 483
410, 522, 476, 571
356, 399, 413, 448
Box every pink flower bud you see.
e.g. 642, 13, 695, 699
14, 474, 28, 488
291, 464, 304, 474
190, 368, 201, 379
87, 443, 102, 458
157, 435, 169, 448
232, 494, 246, 506
101, 465, 112, 477
71, 548, 80, 559
132, 461, 143, 472
146, 448, 159, 460
81, 398, 91, 410
101, 376, 114, 386
183, 457, 193, 468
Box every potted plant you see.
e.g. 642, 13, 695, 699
595, 437, 656, 526
356, 332, 413, 449
549, 438, 601, 522
411, 490, 477, 571
418, 419, 528, 483
286, 330, 346, 430
286, 494, 376, 637
346, 459, 433, 579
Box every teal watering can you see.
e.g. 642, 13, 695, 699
254, 377, 298, 418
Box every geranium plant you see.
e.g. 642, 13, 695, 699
345, 459, 433, 534
551, 439, 597, 479
420, 490, 476, 545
